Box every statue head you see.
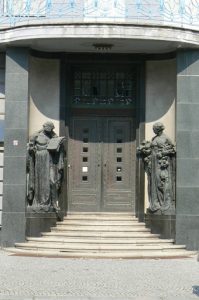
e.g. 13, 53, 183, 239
153, 122, 165, 135
43, 121, 55, 133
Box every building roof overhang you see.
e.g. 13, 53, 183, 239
0, 23, 199, 53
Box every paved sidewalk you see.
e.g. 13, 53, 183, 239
0, 250, 198, 299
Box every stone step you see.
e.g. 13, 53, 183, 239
64, 214, 137, 221
57, 220, 145, 226
13, 210, 193, 259
67, 212, 135, 216
27, 237, 174, 244
7, 247, 196, 258
51, 225, 150, 232
15, 242, 186, 251
42, 231, 160, 238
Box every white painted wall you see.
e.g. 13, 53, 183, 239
29, 56, 60, 136
144, 59, 176, 210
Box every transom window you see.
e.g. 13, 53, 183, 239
72, 68, 137, 107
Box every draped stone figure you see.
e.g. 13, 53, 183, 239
137, 122, 176, 215
27, 121, 65, 212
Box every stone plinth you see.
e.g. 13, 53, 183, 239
145, 214, 176, 239
26, 212, 57, 237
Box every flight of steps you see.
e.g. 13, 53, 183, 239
11, 213, 195, 258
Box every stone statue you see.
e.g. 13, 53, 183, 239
137, 122, 176, 215
27, 121, 65, 212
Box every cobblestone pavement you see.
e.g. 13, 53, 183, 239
0, 250, 198, 300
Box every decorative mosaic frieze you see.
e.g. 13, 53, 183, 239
1, 0, 199, 28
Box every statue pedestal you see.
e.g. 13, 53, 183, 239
26, 212, 57, 237
145, 214, 176, 239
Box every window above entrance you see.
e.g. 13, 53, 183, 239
72, 68, 137, 108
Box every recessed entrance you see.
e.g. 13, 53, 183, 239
66, 62, 139, 213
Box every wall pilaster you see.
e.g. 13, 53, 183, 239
1, 48, 29, 247
176, 50, 199, 249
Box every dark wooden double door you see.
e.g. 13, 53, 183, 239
68, 116, 136, 212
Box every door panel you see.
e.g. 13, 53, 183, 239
68, 116, 135, 212
68, 118, 101, 211
102, 118, 135, 211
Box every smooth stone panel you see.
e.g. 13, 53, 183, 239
4, 101, 28, 129
177, 76, 199, 103
176, 215, 199, 250
0, 167, 3, 180
6, 48, 29, 74
177, 103, 199, 131
176, 187, 199, 214
0, 182, 3, 194
4, 128, 27, 156
1, 47, 29, 247
177, 51, 199, 75
177, 158, 199, 187
176, 50, 199, 250
3, 184, 26, 213
177, 130, 199, 159
1, 212, 26, 247
0, 196, 2, 208
3, 157, 26, 185
0, 119, 4, 141
5, 73, 28, 102
0, 153, 4, 166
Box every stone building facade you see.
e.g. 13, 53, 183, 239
0, 0, 199, 250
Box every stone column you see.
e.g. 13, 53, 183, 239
1, 48, 29, 247
176, 50, 199, 250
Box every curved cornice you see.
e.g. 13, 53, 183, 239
1, 23, 199, 49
